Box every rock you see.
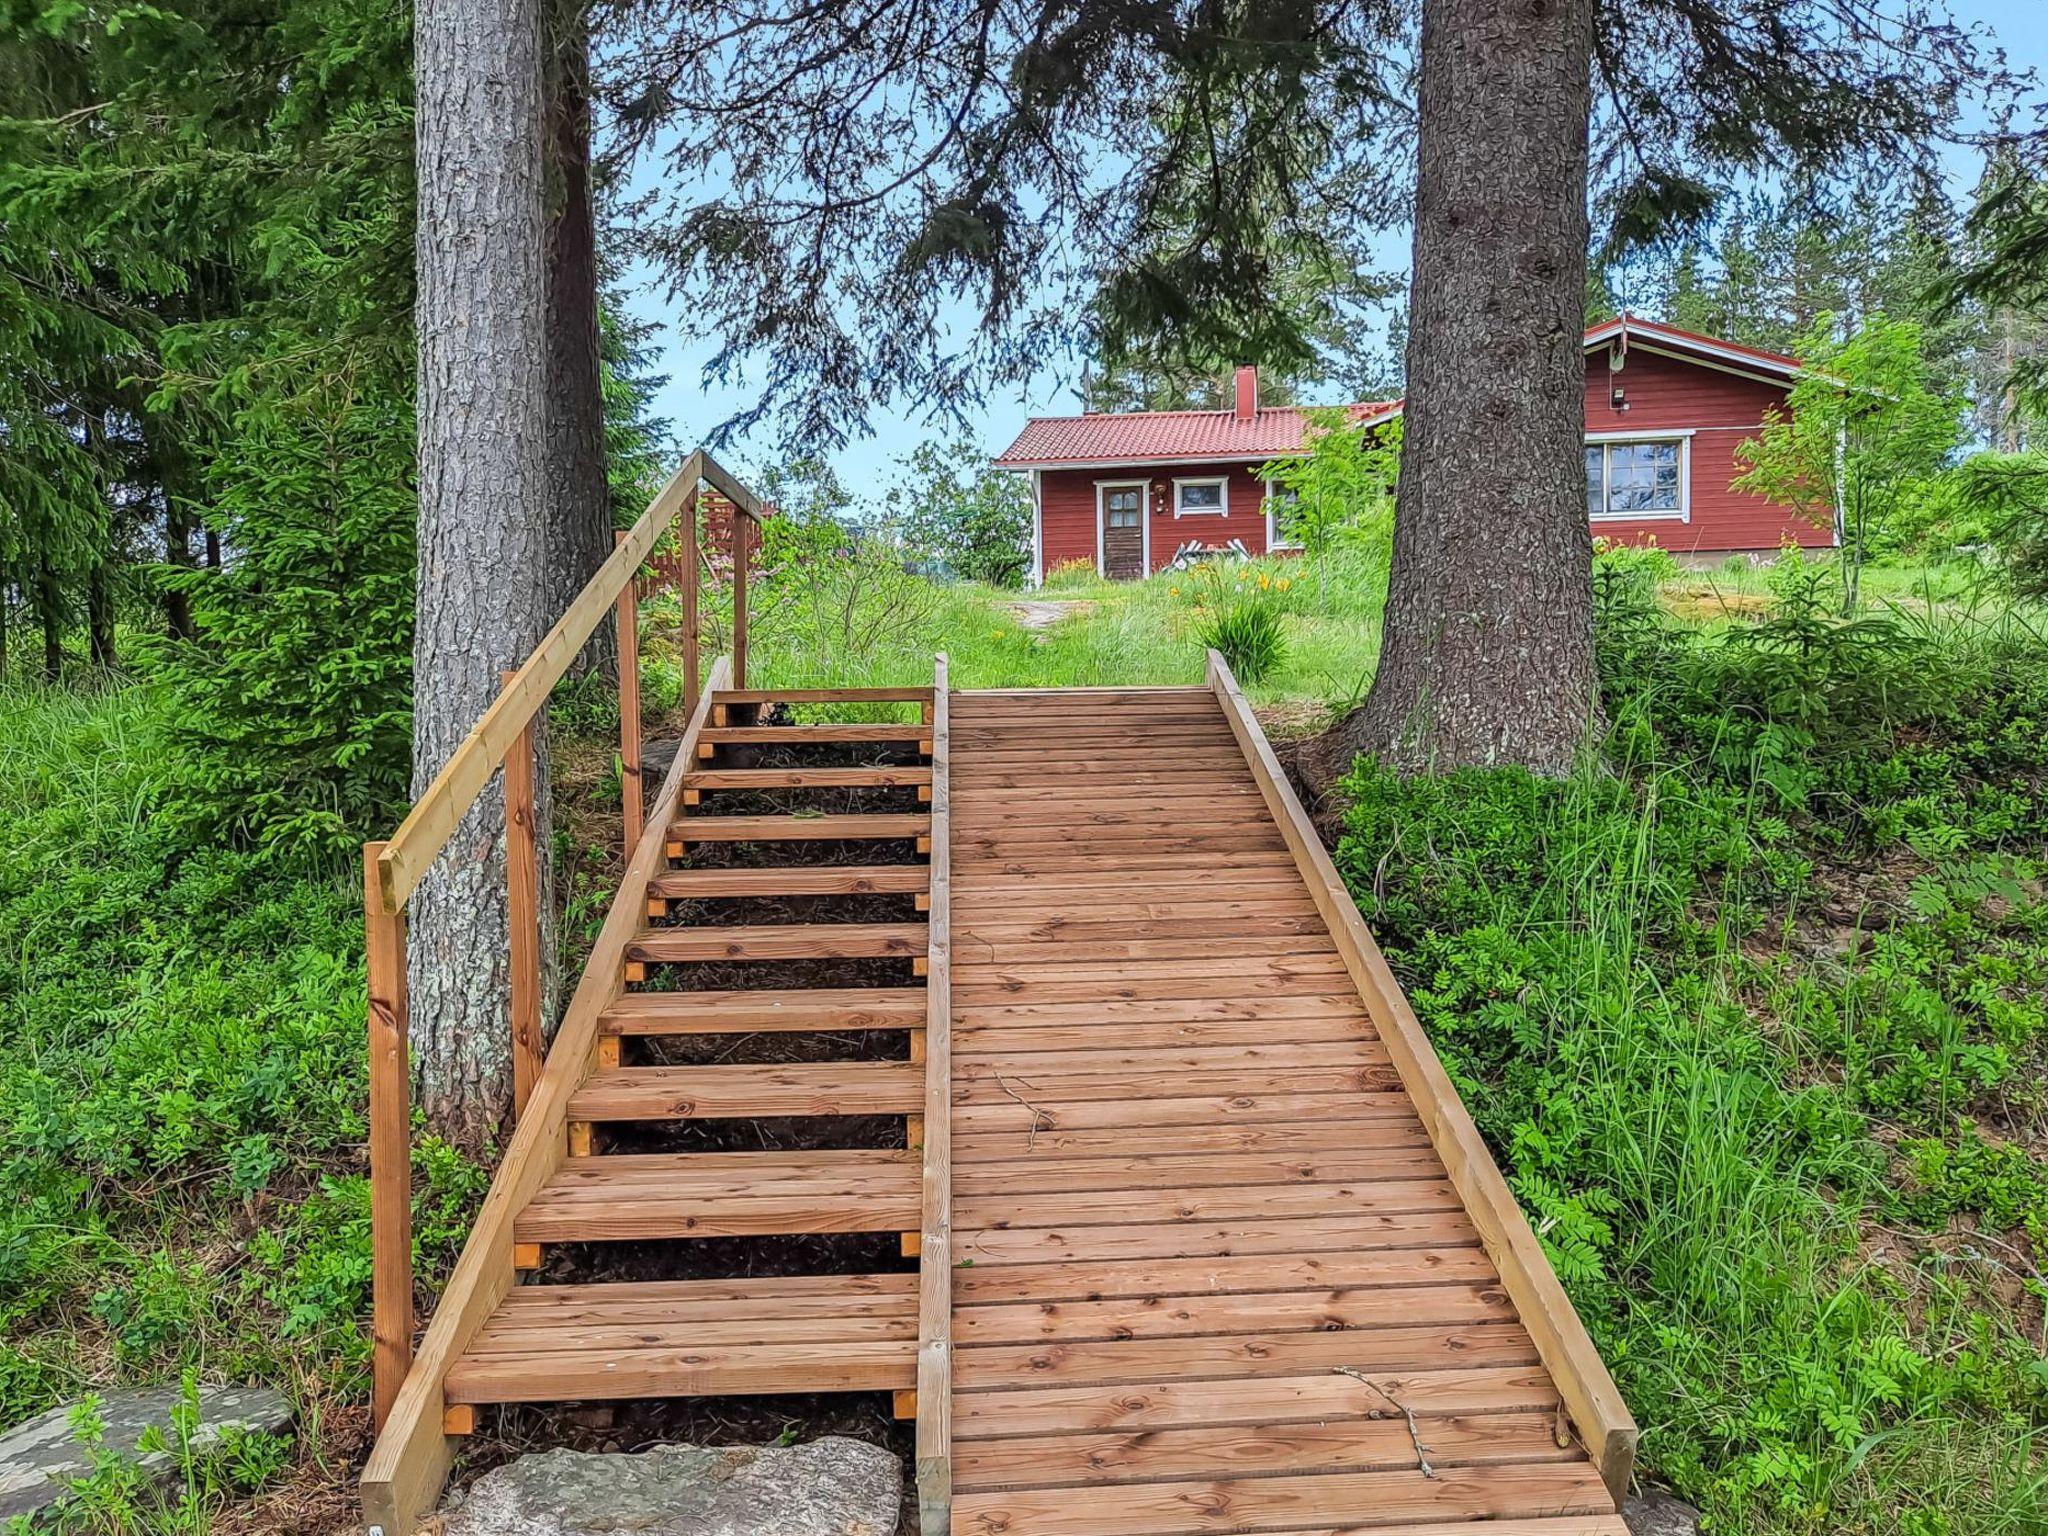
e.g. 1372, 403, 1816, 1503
443, 1438, 901, 1536
642, 737, 682, 782
0, 1385, 293, 1523
1624, 1487, 1703, 1536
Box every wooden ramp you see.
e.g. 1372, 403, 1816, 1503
936, 677, 1634, 1536
358, 450, 1632, 1535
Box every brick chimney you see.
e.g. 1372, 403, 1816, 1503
1233, 365, 1258, 421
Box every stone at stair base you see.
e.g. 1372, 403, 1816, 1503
441, 1438, 901, 1536
0, 1385, 292, 1524
1624, 1486, 1704, 1536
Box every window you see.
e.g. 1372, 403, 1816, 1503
1174, 477, 1228, 516
1264, 480, 1302, 549
1585, 437, 1686, 520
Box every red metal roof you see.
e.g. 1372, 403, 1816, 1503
992, 400, 1398, 469
995, 318, 1802, 470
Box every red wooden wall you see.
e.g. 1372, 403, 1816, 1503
1584, 346, 1833, 552
1036, 462, 1284, 580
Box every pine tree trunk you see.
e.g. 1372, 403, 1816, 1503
163, 500, 196, 642
1309, 0, 1601, 785
87, 561, 116, 669
543, 0, 613, 677
409, 0, 551, 1150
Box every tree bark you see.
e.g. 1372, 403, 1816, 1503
36, 558, 63, 681
1309, 0, 1601, 785
87, 560, 116, 669
543, 0, 613, 675
163, 498, 196, 642
410, 0, 552, 1150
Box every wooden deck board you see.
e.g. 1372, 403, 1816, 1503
941, 688, 1621, 1536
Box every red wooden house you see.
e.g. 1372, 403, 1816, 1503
993, 316, 1837, 582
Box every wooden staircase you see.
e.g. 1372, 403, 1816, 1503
438, 682, 942, 1426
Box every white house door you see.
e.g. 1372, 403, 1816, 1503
1101, 487, 1144, 579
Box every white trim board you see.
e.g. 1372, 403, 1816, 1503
1172, 475, 1229, 517
1586, 434, 1690, 523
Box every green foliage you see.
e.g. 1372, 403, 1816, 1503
1733, 315, 1963, 612
1948, 452, 2048, 597
1258, 410, 1399, 589
145, 397, 416, 860
884, 439, 1032, 587
0, 680, 483, 1427
1196, 593, 1287, 685
1331, 570, 2048, 1531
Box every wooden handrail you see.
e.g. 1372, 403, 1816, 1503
359, 450, 763, 1459
1205, 650, 1639, 1505
915, 654, 952, 1533
375, 449, 761, 913
362, 657, 732, 1536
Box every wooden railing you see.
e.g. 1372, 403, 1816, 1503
1206, 651, 1640, 1504
361, 450, 763, 1431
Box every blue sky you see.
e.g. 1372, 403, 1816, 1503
614, 1, 2042, 493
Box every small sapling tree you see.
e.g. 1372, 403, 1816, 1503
1735, 315, 1961, 613
885, 440, 1032, 587
1259, 409, 1400, 599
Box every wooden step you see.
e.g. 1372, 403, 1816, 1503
700, 723, 931, 746
667, 813, 931, 845
628, 923, 928, 963
647, 866, 930, 900
684, 767, 933, 791
567, 1062, 922, 1121
445, 1273, 917, 1405
515, 1150, 921, 1241
601, 987, 928, 1035
714, 687, 933, 705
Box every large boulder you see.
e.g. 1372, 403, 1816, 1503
442, 1437, 901, 1536
0, 1385, 292, 1524
1624, 1487, 1703, 1536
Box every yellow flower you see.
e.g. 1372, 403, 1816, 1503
990, 629, 1006, 639
1277, 577, 1292, 591
1257, 574, 1271, 590
1169, 585, 1180, 596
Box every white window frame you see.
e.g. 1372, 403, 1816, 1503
1584, 430, 1692, 523
1263, 477, 1302, 551
1094, 479, 1151, 578
1172, 475, 1230, 518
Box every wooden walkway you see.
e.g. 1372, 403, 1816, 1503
358, 451, 1634, 1536
941, 684, 1630, 1536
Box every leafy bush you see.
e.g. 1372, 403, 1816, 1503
1197, 595, 1287, 683
885, 439, 1033, 587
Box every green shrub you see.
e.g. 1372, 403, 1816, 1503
1197, 596, 1287, 684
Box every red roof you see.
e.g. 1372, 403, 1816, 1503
992, 400, 1398, 470
994, 317, 1802, 470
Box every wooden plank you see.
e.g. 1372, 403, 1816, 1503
515, 1182, 920, 1241
360, 655, 732, 1535
568, 1062, 922, 1120
953, 1118, 1433, 1163
949, 1464, 1615, 1536
1207, 650, 1637, 1504
950, 1064, 1405, 1106
950, 1366, 1563, 1438
952, 1211, 1479, 1267
363, 842, 412, 1431
666, 812, 930, 843
684, 766, 932, 790
488, 1271, 913, 1312
951, 1089, 1415, 1135
954, 1017, 1375, 1055
601, 986, 926, 1034
714, 686, 934, 704
954, 994, 1371, 1027
376, 453, 710, 910
730, 492, 749, 685
954, 1282, 1515, 1347
500, 673, 543, 1121
627, 922, 928, 962
647, 866, 929, 899
953, 1412, 1578, 1491
950, 1147, 1448, 1195
951, 1249, 1495, 1305
700, 723, 931, 744
445, 1341, 915, 1404
917, 652, 952, 1536
956, 1040, 1385, 1077
615, 535, 643, 848
952, 1180, 1464, 1230
953, 1321, 1542, 1391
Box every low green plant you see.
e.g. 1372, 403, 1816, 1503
1196, 594, 1287, 684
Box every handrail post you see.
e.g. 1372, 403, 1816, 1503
501, 672, 544, 1119
682, 483, 700, 707
363, 841, 413, 1431
731, 505, 749, 689
614, 532, 643, 850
